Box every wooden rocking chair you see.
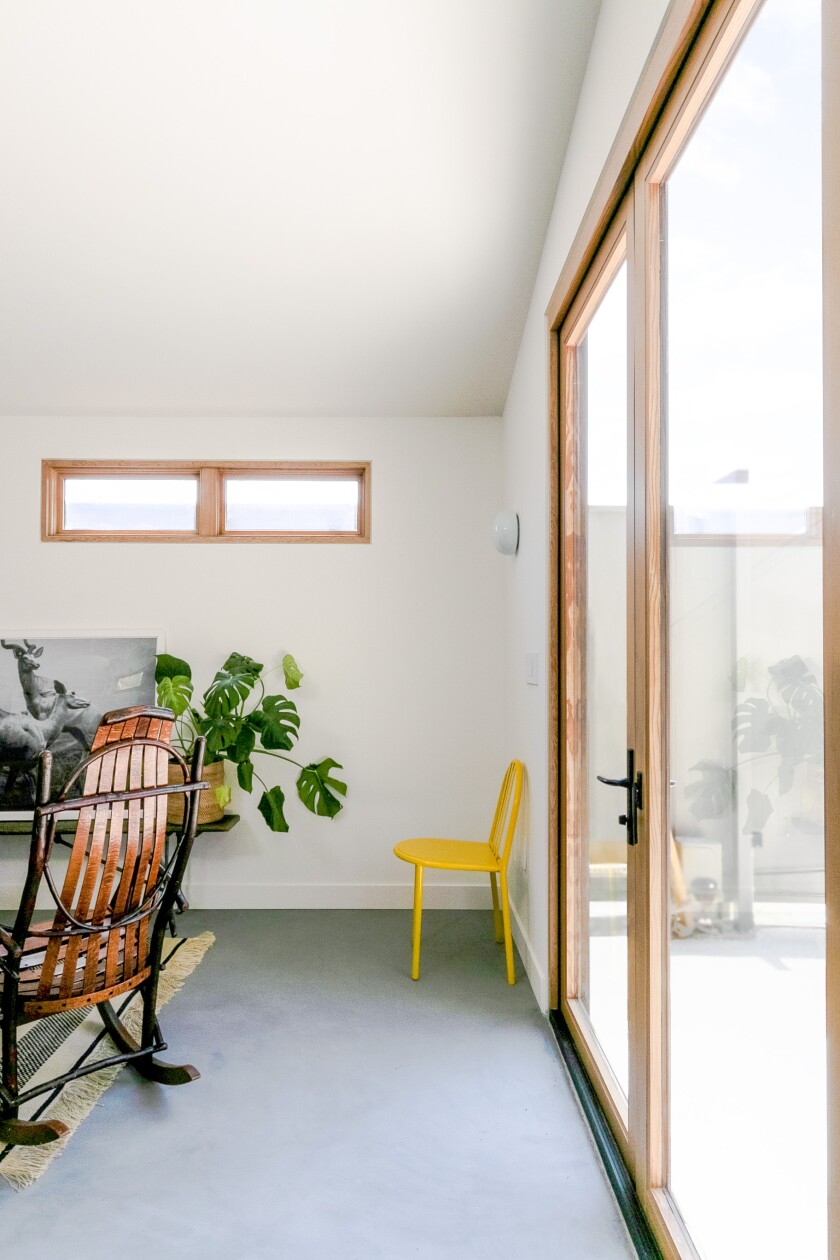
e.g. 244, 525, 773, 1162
0, 706, 207, 1147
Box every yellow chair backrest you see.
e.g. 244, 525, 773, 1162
488, 760, 524, 868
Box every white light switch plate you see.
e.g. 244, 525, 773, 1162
525, 652, 539, 686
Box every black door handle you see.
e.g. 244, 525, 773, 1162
597, 749, 643, 846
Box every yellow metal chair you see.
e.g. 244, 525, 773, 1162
393, 760, 524, 984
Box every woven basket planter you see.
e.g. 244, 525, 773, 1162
167, 759, 226, 826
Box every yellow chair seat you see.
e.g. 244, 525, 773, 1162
393, 838, 499, 872
393, 761, 523, 984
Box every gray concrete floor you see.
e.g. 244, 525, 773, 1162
1, 910, 634, 1259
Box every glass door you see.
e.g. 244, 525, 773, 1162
649, 1, 825, 1255
560, 215, 636, 1144
555, 1, 831, 1255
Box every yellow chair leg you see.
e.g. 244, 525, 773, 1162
411, 865, 424, 980
490, 872, 503, 942
499, 871, 515, 985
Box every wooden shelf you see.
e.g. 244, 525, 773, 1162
0, 814, 241, 836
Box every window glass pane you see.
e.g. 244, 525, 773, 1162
665, 3, 824, 1257
581, 259, 629, 1098
224, 478, 360, 532
63, 478, 197, 531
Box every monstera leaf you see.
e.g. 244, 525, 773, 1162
297, 759, 347, 818
733, 698, 773, 754
224, 723, 256, 765
237, 761, 254, 792
258, 786, 289, 832
214, 785, 232, 810
798, 707, 825, 763
157, 675, 193, 717
778, 759, 796, 796
197, 714, 240, 758
155, 654, 192, 683
222, 652, 263, 682
770, 712, 810, 770
685, 760, 734, 821
260, 695, 300, 750
282, 653, 303, 690
204, 660, 259, 717
768, 656, 821, 714
743, 787, 773, 834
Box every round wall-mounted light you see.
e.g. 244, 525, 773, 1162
492, 511, 519, 556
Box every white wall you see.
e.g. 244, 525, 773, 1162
0, 415, 506, 910
501, 0, 672, 1009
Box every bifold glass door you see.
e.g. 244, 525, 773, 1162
560, 219, 635, 1142
659, 1, 824, 1255
558, 1, 828, 1255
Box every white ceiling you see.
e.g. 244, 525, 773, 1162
0, 1, 600, 417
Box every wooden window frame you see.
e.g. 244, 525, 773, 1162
41, 459, 372, 543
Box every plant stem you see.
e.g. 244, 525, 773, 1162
255, 750, 304, 770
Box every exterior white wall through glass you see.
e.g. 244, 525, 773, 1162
664, 3, 824, 1256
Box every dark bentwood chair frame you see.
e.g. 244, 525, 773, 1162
0, 706, 207, 1147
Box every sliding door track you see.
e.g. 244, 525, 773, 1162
548, 1011, 662, 1260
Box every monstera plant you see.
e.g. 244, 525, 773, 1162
155, 650, 346, 833
685, 655, 824, 835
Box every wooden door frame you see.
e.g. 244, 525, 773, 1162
547, 0, 838, 1256
823, 0, 840, 1253
548, 0, 724, 1016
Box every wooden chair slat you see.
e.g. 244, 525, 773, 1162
129, 749, 157, 972
139, 746, 171, 966
120, 744, 146, 978
56, 748, 115, 912
150, 748, 170, 878
81, 745, 135, 991
38, 748, 118, 1000
77, 747, 129, 995
101, 747, 134, 990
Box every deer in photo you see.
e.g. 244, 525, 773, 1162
1, 639, 100, 748
0, 682, 91, 803
1, 640, 59, 720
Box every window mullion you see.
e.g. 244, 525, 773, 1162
197, 467, 222, 538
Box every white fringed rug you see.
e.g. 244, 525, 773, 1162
0, 930, 214, 1190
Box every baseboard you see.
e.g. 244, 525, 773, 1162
179, 881, 498, 910
180, 881, 548, 1007
508, 897, 548, 1011
0, 878, 550, 1010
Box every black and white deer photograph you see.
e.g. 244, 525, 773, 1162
0, 633, 159, 814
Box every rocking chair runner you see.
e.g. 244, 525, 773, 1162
0, 705, 207, 1147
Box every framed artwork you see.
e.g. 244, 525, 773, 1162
0, 630, 163, 818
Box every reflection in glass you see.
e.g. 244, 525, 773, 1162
580, 260, 629, 1096
63, 478, 198, 531
665, 3, 824, 1256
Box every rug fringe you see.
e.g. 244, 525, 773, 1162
0, 931, 215, 1191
